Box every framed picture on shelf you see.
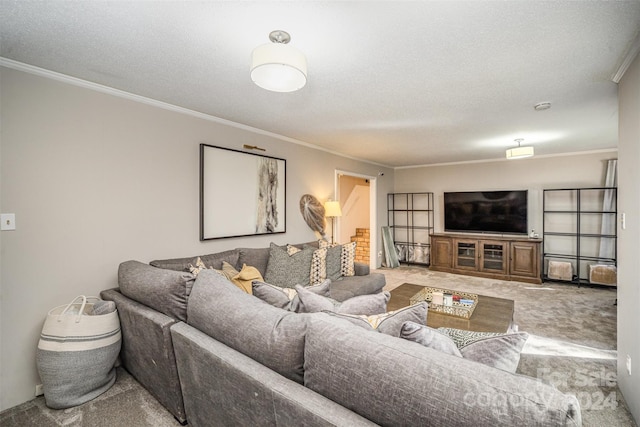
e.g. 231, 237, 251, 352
200, 144, 286, 240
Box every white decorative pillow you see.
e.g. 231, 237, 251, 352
340, 241, 357, 277
188, 257, 208, 275
309, 247, 328, 285
286, 244, 302, 255
188, 256, 226, 278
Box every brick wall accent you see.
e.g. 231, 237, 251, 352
350, 228, 370, 264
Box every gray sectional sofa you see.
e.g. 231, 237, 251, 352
101, 241, 582, 426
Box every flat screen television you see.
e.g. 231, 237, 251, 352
444, 190, 528, 235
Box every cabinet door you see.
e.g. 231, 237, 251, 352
479, 240, 508, 274
510, 242, 539, 278
431, 237, 453, 268
454, 239, 478, 270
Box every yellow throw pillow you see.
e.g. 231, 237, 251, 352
221, 261, 263, 294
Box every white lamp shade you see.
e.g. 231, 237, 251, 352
324, 201, 342, 217
506, 145, 534, 159
251, 43, 307, 92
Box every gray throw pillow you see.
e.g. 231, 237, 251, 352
295, 285, 390, 315
323, 302, 428, 337
403, 325, 529, 373
264, 243, 315, 288
459, 333, 529, 373
252, 279, 331, 311
325, 244, 343, 281
400, 322, 462, 357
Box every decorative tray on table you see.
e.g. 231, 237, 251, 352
409, 287, 479, 319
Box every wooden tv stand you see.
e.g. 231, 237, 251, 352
430, 233, 542, 284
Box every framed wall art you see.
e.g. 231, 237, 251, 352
200, 144, 286, 240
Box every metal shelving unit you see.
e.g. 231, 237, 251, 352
387, 192, 434, 266
542, 187, 617, 286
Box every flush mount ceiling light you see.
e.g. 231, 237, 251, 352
251, 30, 307, 93
534, 102, 552, 111
506, 138, 534, 159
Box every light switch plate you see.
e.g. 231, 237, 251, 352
1, 213, 16, 230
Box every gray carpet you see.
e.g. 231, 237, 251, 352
382, 266, 636, 427
0, 368, 180, 427
1, 267, 636, 426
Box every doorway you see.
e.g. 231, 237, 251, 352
334, 170, 377, 268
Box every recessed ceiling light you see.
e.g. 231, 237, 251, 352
534, 102, 552, 111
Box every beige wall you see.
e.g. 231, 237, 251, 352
394, 151, 617, 235
0, 67, 394, 410
617, 52, 640, 422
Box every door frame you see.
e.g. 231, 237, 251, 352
334, 169, 378, 269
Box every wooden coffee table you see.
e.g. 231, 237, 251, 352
388, 283, 515, 333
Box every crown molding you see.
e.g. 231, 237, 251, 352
0, 57, 390, 168
612, 32, 640, 83
396, 148, 618, 170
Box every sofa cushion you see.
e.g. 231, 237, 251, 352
150, 249, 239, 272
304, 314, 582, 427
118, 260, 195, 321
236, 247, 271, 276
323, 302, 427, 337
295, 285, 390, 316
252, 279, 331, 311
264, 243, 314, 288
187, 269, 309, 384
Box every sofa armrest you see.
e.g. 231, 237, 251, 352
100, 288, 186, 423
171, 322, 376, 426
353, 262, 370, 276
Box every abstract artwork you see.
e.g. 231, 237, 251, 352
200, 144, 286, 240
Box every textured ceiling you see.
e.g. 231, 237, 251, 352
1, 1, 639, 167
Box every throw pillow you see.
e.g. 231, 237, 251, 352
438, 327, 529, 373
400, 322, 462, 357
221, 261, 263, 294
252, 279, 331, 311
251, 281, 298, 310
308, 247, 328, 285
323, 302, 428, 337
188, 257, 208, 276
319, 240, 343, 281
340, 241, 357, 277
401, 324, 529, 373
286, 244, 302, 255
436, 327, 504, 348
295, 285, 390, 316
264, 243, 314, 288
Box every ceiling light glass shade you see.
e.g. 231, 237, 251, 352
324, 201, 342, 217
251, 43, 307, 92
506, 145, 534, 159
